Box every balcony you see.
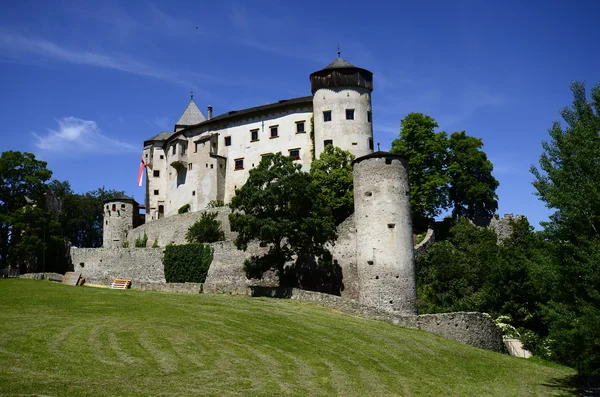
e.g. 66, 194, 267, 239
169, 152, 188, 168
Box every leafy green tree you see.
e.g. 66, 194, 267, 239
186, 212, 225, 243
390, 113, 449, 228
60, 187, 125, 248
417, 217, 552, 340
447, 131, 499, 221
530, 81, 600, 376
309, 145, 355, 225
0, 151, 53, 270
229, 153, 336, 286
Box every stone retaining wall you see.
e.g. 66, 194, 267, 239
19, 272, 65, 281
251, 286, 504, 353
71, 248, 166, 283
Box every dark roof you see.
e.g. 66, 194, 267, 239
170, 96, 313, 138
175, 99, 206, 126
146, 131, 174, 142
325, 57, 357, 69
352, 151, 408, 166
103, 195, 139, 205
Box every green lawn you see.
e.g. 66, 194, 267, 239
0, 279, 576, 396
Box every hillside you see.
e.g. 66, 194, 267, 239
0, 280, 576, 396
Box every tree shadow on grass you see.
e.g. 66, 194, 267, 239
542, 375, 600, 397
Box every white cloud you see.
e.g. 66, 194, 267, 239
0, 31, 211, 92
33, 117, 137, 154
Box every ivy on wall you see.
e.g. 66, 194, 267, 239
163, 243, 213, 283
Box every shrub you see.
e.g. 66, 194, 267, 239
134, 232, 148, 248
178, 203, 191, 214
186, 212, 225, 243
152, 237, 159, 248
163, 243, 213, 283
207, 200, 225, 208
121, 240, 129, 248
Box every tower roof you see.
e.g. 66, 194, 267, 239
175, 99, 206, 128
310, 56, 373, 94
324, 57, 357, 69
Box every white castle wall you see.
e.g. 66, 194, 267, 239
313, 86, 373, 159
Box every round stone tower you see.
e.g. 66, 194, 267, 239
352, 152, 416, 315
103, 195, 141, 248
310, 56, 374, 159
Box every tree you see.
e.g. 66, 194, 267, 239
530, 81, 600, 376
390, 113, 449, 228
60, 187, 125, 248
0, 151, 52, 270
391, 113, 499, 228
186, 212, 225, 243
309, 145, 355, 225
229, 153, 336, 287
447, 131, 499, 222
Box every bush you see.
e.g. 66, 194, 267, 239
207, 200, 225, 208
134, 232, 148, 248
186, 212, 225, 243
121, 240, 129, 248
152, 237, 159, 248
163, 243, 213, 283
178, 203, 191, 214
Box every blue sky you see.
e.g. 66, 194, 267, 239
1, 0, 599, 228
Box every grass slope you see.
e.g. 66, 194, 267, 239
0, 279, 575, 396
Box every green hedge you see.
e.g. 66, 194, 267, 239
163, 243, 213, 283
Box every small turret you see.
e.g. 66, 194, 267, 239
102, 195, 144, 248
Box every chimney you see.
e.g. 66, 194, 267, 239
207, 105, 213, 120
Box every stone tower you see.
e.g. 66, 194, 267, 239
352, 152, 417, 315
102, 195, 143, 248
310, 56, 374, 159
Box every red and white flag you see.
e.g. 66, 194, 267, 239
137, 156, 146, 187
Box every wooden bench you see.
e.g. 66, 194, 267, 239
110, 279, 131, 289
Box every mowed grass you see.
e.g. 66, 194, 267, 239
0, 280, 576, 396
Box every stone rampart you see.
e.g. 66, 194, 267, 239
251, 287, 504, 353
127, 206, 234, 247
19, 272, 65, 281
71, 247, 165, 283
328, 214, 359, 300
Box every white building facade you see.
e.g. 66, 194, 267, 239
143, 56, 374, 222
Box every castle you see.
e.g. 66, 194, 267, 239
141, 55, 374, 222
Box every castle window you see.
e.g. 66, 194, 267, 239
181, 145, 187, 155
323, 110, 332, 122
145, 153, 148, 158
188, 163, 193, 170
121, 204, 125, 209
289, 148, 300, 160
160, 155, 164, 159
251, 129, 259, 142
367, 111, 372, 123
112, 204, 116, 211
296, 121, 305, 133
369, 138, 374, 150
270, 126, 279, 138
235, 158, 244, 170
194, 142, 199, 152
225, 136, 231, 146
324, 139, 333, 147
153, 170, 160, 177
192, 191, 196, 196
172, 145, 176, 155
346, 109, 355, 120
154, 190, 159, 195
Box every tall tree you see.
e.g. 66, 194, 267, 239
447, 131, 499, 222
229, 153, 337, 289
60, 187, 125, 248
309, 145, 355, 225
390, 113, 449, 228
0, 151, 52, 270
530, 81, 600, 376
